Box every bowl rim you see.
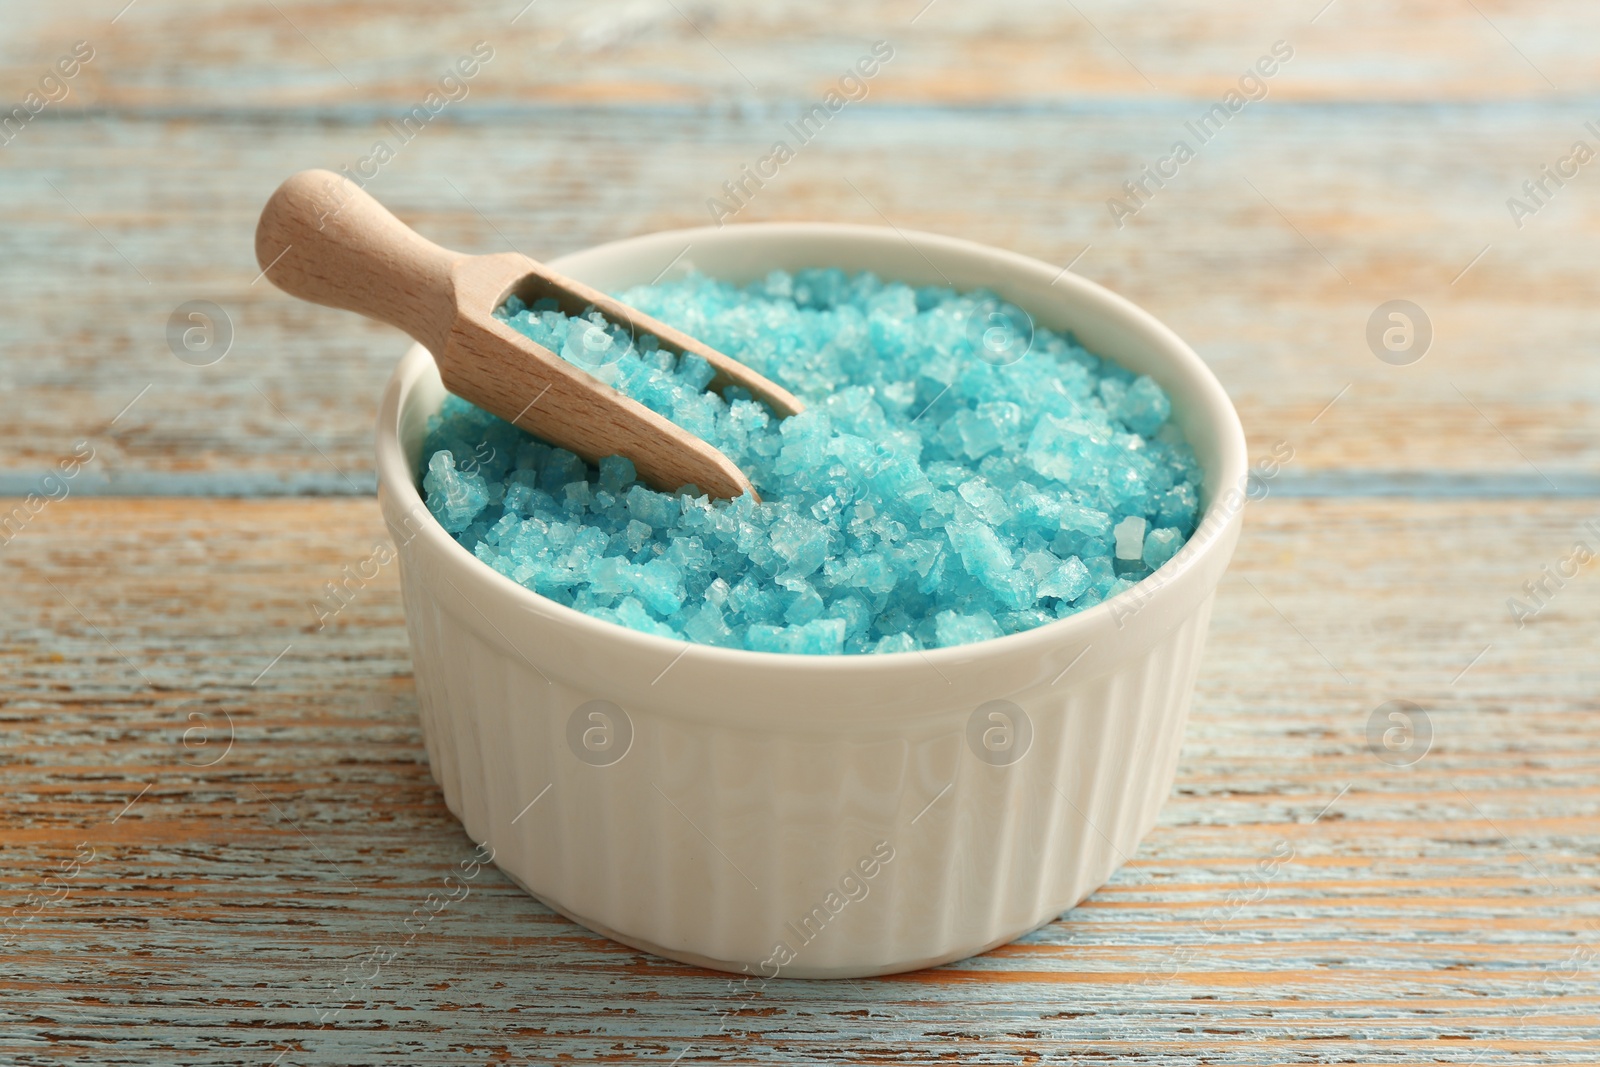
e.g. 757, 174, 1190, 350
375, 221, 1248, 675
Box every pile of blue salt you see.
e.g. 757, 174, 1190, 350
420, 269, 1202, 655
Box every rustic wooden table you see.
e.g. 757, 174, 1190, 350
3, 1, 1598, 1063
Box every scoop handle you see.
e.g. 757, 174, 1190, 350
255, 169, 462, 354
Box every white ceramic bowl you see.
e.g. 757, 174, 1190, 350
375, 223, 1247, 979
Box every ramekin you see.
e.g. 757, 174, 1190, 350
375, 223, 1247, 979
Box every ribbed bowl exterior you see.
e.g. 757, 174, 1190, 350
395, 541, 1215, 977
375, 223, 1247, 978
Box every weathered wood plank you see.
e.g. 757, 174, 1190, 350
2, 496, 1597, 1063
5, 2, 1598, 1062
2, 0, 1592, 108
3, 106, 1600, 490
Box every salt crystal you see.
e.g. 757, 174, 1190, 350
1114, 516, 1148, 561
1038, 556, 1091, 602
934, 610, 1003, 648
1142, 526, 1182, 569
415, 271, 1202, 653
874, 632, 919, 654
1119, 375, 1172, 436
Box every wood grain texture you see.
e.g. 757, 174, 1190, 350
2, 0, 1593, 108
4, 103, 1600, 492
3, 0, 1599, 1060
2, 496, 1597, 1064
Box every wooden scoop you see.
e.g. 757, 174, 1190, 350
254, 169, 802, 500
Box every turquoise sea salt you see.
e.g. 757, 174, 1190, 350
420, 270, 1203, 655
